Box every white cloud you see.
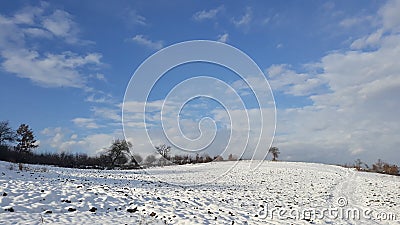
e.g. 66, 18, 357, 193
84, 89, 114, 104
23, 27, 52, 38
10, 5, 91, 45
0, 15, 25, 48
217, 33, 229, 43
338, 1, 392, 30
267, 64, 287, 77
41, 127, 119, 155
122, 100, 164, 114
339, 15, 375, 28
89, 73, 107, 82
266, 64, 326, 96
193, 6, 223, 21
0, 4, 102, 89
91, 106, 121, 122
232, 7, 252, 27
42, 10, 80, 44
41, 125, 161, 157
13, 3, 46, 25
1, 49, 101, 88
85, 94, 107, 103
71, 118, 101, 129
131, 35, 163, 50
126, 9, 147, 26
95, 73, 106, 81
320, 38, 399, 92
350, 29, 383, 49
378, 0, 400, 32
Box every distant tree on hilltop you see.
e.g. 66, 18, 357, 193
268, 147, 280, 161
155, 144, 171, 159
155, 144, 172, 166
354, 158, 369, 171
105, 139, 135, 168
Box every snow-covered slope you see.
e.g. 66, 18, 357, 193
0, 160, 399, 224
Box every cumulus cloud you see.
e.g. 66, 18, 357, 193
2, 4, 91, 45
350, 29, 383, 49
266, 64, 326, 96
71, 118, 101, 129
0, 15, 26, 49
339, 15, 375, 28
131, 35, 163, 50
96, 73, 106, 81
42, 10, 79, 44
217, 33, 229, 43
12, 3, 47, 25
1, 50, 101, 88
91, 106, 121, 122
22, 27, 52, 38
41, 127, 119, 155
85, 94, 107, 103
193, 6, 223, 21
125, 9, 147, 26
232, 7, 252, 28
378, 0, 400, 32
0, 3, 102, 89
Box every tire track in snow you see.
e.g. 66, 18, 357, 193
330, 168, 390, 225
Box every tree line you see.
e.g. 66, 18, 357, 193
0, 120, 122, 169
1, 120, 281, 169
343, 158, 399, 176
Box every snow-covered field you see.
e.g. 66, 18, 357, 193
0, 160, 399, 225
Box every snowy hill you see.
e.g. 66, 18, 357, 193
0, 160, 399, 224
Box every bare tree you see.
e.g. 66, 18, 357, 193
268, 147, 280, 161
155, 144, 172, 166
354, 158, 368, 170
372, 159, 384, 173
155, 144, 171, 159
0, 121, 16, 145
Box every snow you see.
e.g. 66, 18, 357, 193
0, 160, 399, 224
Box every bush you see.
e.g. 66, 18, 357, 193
382, 163, 398, 175
369, 159, 399, 176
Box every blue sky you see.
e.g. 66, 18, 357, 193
1, 0, 399, 165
